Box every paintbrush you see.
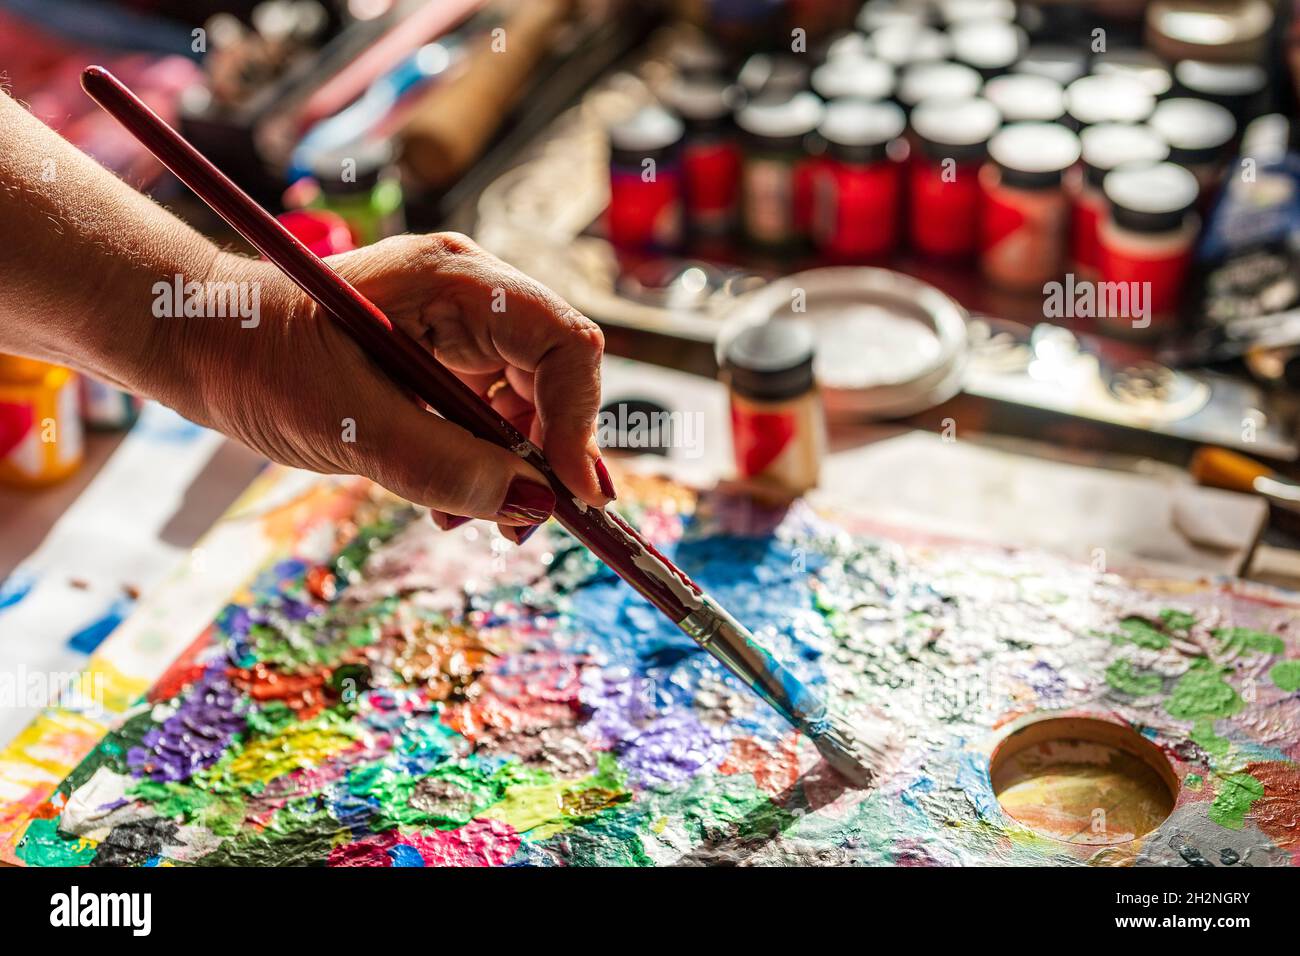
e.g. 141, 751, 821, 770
80, 65, 881, 788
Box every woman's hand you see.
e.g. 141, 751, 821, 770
159, 233, 615, 543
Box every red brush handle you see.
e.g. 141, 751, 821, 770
80, 65, 698, 624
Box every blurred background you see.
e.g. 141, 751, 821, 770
3, 0, 1300, 690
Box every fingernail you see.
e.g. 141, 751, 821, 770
497, 477, 555, 525
594, 457, 617, 501
503, 524, 540, 546
430, 511, 471, 531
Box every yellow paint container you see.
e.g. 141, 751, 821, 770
0, 355, 84, 487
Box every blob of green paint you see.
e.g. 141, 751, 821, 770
1269, 660, 1300, 693
1190, 719, 1230, 757
15, 817, 96, 866
1106, 659, 1162, 697
1165, 659, 1242, 721
1107, 618, 1170, 650
1215, 627, 1285, 657
1208, 773, 1264, 830
1160, 609, 1196, 633
1184, 773, 1203, 791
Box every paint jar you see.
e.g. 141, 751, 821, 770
810, 55, 895, 102
1172, 60, 1267, 122
982, 73, 1066, 124
1090, 49, 1173, 98
1014, 45, 1088, 86
304, 140, 404, 247
870, 24, 953, 69
896, 61, 983, 113
79, 376, 143, 431
736, 92, 825, 251
1098, 162, 1200, 337
813, 99, 906, 261
1064, 74, 1156, 128
1069, 123, 1169, 278
721, 321, 824, 500
979, 122, 1081, 291
909, 97, 1001, 259
1149, 97, 1237, 197
0, 355, 83, 487
950, 19, 1027, 80
1146, 0, 1274, 64
662, 77, 742, 241
606, 105, 686, 252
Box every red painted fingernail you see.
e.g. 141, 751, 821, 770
503, 524, 540, 546
430, 511, 471, 531
497, 477, 555, 525
594, 457, 617, 500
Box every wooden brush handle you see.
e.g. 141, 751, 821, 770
1190, 446, 1272, 494
401, 0, 574, 189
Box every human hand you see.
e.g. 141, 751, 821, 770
160, 232, 614, 543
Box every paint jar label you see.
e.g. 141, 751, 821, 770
683, 140, 741, 234
814, 160, 900, 260
607, 165, 684, 251
909, 159, 981, 258
979, 166, 1070, 290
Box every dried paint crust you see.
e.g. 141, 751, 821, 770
7, 471, 1300, 867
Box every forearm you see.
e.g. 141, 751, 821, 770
0, 90, 227, 394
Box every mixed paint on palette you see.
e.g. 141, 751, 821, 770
6, 469, 1300, 866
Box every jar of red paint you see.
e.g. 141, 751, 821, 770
896, 61, 984, 113
736, 92, 826, 251
979, 122, 1081, 290
662, 76, 743, 240
982, 73, 1066, 124
908, 97, 1001, 259
950, 18, 1027, 80
606, 106, 686, 252
813, 99, 907, 261
1098, 161, 1200, 337
1069, 123, 1169, 278
1064, 74, 1156, 128
1149, 98, 1237, 200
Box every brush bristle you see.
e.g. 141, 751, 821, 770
811, 714, 894, 789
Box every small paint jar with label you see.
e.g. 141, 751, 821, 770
606, 105, 686, 252
813, 99, 907, 261
1064, 74, 1156, 129
1069, 123, 1169, 278
721, 321, 824, 501
949, 19, 1027, 80
908, 96, 1001, 259
662, 77, 743, 241
979, 122, 1082, 290
736, 92, 826, 251
810, 55, 895, 102
0, 355, 83, 487
1097, 161, 1201, 337
896, 61, 983, 114
1149, 97, 1237, 198
982, 73, 1066, 124
305, 140, 405, 247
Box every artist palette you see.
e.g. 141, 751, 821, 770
2, 467, 1298, 867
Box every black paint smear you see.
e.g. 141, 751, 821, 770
1178, 845, 1214, 867
91, 818, 182, 867
1219, 847, 1240, 865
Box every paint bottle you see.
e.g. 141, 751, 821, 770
979, 122, 1081, 291
721, 321, 824, 500
1149, 97, 1238, 198
949, 19, 1027, 80
1172, 60, 1269, 121
304, 140, 405, 247
982, 73, 1066, 124
736, 92, 825, 251
810, 55, 895, 102
1098, 161, 1200, 337
1090, 49, 1173, 98
909, 97, 1001, 259
661, 76, 742, 242
1069, 123, 1169, 278
79, 376, 143, 431
1064, 74, 1156, 128
0, 355, 83, 487
813, 99, 906, 261
896, 61, 983, 113
1014, 45, 1088, 86
606, 105, 686, 252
